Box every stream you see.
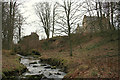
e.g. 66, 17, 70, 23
17, 54, 66, 80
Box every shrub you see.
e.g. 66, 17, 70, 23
91, 70, 98, 77
31, 49, 41, 56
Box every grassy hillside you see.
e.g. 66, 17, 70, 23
38, 30, 119, 78
2, 50, 26, 78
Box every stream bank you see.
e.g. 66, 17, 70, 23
39, 58, 68, 73
2, 68, 27, 80
2, 50, 27, 80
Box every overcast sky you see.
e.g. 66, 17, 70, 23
18, 0, 96, 40
18, 0, 64, 40
19, 0, 45, 39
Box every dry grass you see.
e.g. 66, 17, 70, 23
39, 30, 119, 78
2, 50, 25, 76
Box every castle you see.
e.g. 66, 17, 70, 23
76, 15, 114, 33
19, 32, 39, 44
22, 32, 39, 40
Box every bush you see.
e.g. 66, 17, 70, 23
10, 52, 15, 55
91, 70, 98, 77
42, 41, 49, 50
31, 49, 41, 56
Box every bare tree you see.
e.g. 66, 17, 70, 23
98, 2, 103, 17
16, 13, 24, 41
8, 0, 16, 49
84, 0, 95, 17
2, 0, 17, 49
56, 0, 83, 56
102, 2, 117, 30
110, 2, 116, 30
2, 0, 25, 49
96, 2, 99, 17
35, 2, 51, 39
102, 2, 113, 30
52, 2, 57, 37
116, 1, 120, 29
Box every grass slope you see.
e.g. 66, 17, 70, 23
2, 50, 26, 78
39, 30, 119, 78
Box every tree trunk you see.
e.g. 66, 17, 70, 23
18, 14, 21, 41
106, 2, 112, 30
117, 2, 120, 30
52, 10, 55, 38
45, 28, 49, 39
68, 26, 72, 56
110, 2, 115, 30
18, 26, 21, 41
98, 2, 103, 31
67, 16, 72, 56
96, 2, 99, 18
69, 35, 72, 56
7, 1, 12, 50
99, 2, 102, 18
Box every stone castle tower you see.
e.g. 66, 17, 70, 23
82, 15, 113, 33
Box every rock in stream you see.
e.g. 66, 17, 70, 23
18, 55, 66, 80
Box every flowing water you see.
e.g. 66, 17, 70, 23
18, 54, 66, 80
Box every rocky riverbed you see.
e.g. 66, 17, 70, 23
18, 54, 66, 80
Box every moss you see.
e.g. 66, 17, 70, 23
25, 74, 44, 79
2, 50, 27, 78
79, 65, 89, 71
51, 66, 56, 69
40, 58, 68, 72
91, 70, 98, 77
